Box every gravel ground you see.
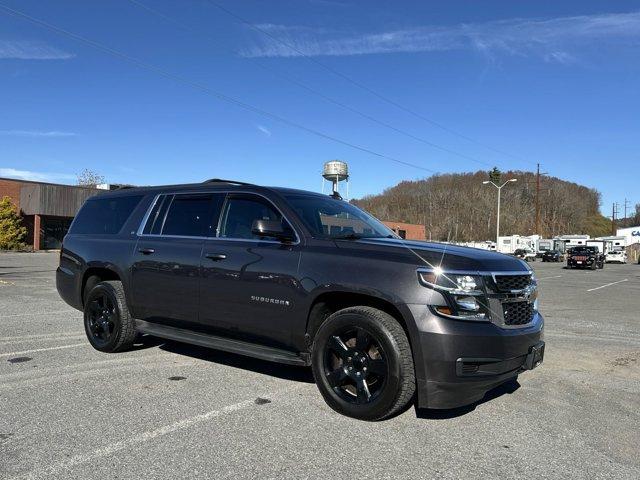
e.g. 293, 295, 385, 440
1, 251, 639, 479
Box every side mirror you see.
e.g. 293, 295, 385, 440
251, 219, 294, 242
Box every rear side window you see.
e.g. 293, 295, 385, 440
163, 195, 215, 236
70, 195, 143, 235
142, 193, 224, 237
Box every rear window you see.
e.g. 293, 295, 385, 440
70, 195, 143, 235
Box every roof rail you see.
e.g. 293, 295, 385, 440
203, 178, 254, 186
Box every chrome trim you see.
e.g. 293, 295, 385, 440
417, 267, 532, 276
417, 267, 537, 329
136, 190, 301, 245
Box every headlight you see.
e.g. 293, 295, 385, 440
418, 269, 490, 321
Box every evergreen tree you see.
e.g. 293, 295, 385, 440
0, 196, 27, 250
488, 167, 502, 184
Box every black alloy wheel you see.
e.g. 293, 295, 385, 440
86, 292, 117, 347
83, 280, 136, 353
323, 327, 388, 405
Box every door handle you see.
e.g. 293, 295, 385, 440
205, 253, 227, 261
138, 248, 155, 255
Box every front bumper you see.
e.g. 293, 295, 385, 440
567, 258, 595, 268
405, 304, 544, 409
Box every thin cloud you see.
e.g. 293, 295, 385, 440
0, 40, 74, 60
256, 125, 272, 137
0, 130, 77, 137
240, 11, 640, 62
0, 168, 76, 183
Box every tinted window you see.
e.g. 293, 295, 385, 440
143, 195, 172, 235
161, 194, 220, 237
284, 194, 393, 239
70, 195, 143, 235
219, 195, 291, 240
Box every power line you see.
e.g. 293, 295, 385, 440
126, 0, 494, 169
0, 2, 436, 174
205, 0, 536, 168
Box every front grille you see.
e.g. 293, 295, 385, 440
494, 274, 531, 292
502, 301, 535, 326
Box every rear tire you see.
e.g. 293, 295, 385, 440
84, 280, 136, 353
311, 306, 415, 421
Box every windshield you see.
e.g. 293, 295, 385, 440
285, 194, 395, 239
574, 247, 597, 253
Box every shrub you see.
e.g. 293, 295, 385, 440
0, 196, 27, 250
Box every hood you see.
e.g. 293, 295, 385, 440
335, 237, 530, 272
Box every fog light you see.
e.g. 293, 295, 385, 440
455, 296, 480, 312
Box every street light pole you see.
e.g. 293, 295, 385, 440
483, 178, 517, 244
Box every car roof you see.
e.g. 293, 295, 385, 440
90, 181, 332, 200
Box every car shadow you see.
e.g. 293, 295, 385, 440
156, 339, 315, 384
414, 378, 521, 419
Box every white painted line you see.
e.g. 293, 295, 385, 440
0, 332, 84, 342
10, 397, 262, 480
537, 275, 563, 280
0, 310, 76, 318
0, 343, 86, 358
586, 279, 629, 292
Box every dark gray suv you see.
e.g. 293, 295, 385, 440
56, 179, 544, 421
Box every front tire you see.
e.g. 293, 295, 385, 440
84, 280, 136, 353
311, 306, 415, 421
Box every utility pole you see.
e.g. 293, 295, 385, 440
624, 198, 631, 219
534, 163, 547, 236
535, 163, 540, 235
611, 202, 618, 236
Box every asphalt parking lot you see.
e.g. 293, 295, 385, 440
1, 252, 639, 479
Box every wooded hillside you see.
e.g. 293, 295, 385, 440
353, 170, 611, 241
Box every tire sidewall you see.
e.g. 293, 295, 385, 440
83, 282, 124, 352
311, 311, 404, 421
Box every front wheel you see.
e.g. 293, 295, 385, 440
84, 280, 137, 353
311, 306, 415, 421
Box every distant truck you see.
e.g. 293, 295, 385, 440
567, 246, 605, 270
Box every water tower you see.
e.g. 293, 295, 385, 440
322, 160, 349, 198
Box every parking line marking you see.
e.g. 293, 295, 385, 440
0, 332, 84, 343
537, 275, 563, 280
0, 310, 77, 319
9, 397, 263, 480
586, 279, 628, 292
0, 343, 86, 358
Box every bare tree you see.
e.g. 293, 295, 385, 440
353, 170, 610, 241
77, 169, 105, 187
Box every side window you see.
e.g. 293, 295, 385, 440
70, 195, 143, 235
162, 194, 221, 237
219, 195, 292, 240
143, 195, 172, 235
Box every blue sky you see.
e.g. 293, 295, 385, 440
1, 0, 639, 216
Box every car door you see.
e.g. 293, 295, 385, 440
131, 192, 224, 328
199, 192, 303, 349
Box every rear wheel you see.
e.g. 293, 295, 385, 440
84, 280, 136, 353
311, 306, 415, 421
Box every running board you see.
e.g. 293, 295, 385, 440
135, 320, 310, 366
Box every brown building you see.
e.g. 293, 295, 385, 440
0, 177, 100, 250
382, 221, 427, 241
318, 214, 427, 241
